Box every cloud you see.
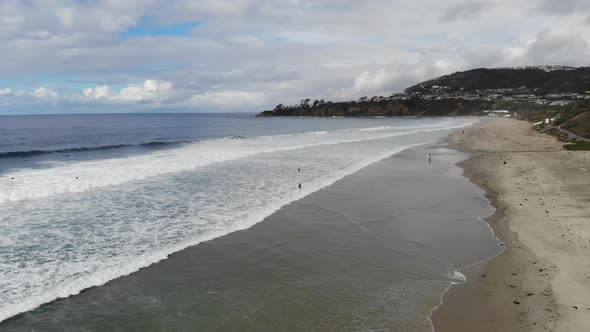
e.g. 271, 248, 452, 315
115, 79, 173, 102
534, 0, 590, 15
440, 1, 494, 23
33, 87, 57, 98
226, 35, 265, 48
524, 30, 590, 65
190, 90, 266, 109
82, 80, 174, 103
0, 88, 12, 95
83, 85, 112, 99
2, 0, 590, 113
352, 69, 389, 94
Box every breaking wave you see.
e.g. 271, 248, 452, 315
0, 141, 190, 159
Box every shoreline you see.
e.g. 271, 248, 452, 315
1, 134, 498, 331
433, 118, 590, 331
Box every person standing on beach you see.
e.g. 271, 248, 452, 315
298, 182, 302, 189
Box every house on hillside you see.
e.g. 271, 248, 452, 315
483, 110, 511, 117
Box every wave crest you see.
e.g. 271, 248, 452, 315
0, 141, 189, 159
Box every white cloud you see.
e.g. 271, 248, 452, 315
83, 85, 112, 99
0, 88, 12, 95
190, 90, 266, 109
115, 79, 174, 102
82, 80, 174, 103
33, 87, 57, 98
352, 69, 388, 94
226, 35, 265, 48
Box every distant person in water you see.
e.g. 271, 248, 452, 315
427, 154, 431, 160
298, 182, 302, 189
298, 168, 300, 172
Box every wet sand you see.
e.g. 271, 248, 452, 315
1, 142, 499, 332
433, 118, 590, 331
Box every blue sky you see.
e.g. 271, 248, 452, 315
0, 0, 589, 114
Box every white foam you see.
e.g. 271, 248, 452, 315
0, 118, 475, 323
0, 120, 472, 205
358, 126, 392, 131
449, 270, 467, 284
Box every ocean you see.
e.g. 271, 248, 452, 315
0, 113, 500, 331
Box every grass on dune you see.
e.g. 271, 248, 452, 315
562, 111, 590, 138
563, 141, 590, 151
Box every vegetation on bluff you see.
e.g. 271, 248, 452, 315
258, 97, 494, 117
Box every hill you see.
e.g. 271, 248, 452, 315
561, 111, 590, 138
404, 66, 590, 95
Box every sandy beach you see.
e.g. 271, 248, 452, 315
433, 118, 590, 331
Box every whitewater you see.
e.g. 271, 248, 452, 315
0, 117, 473, 323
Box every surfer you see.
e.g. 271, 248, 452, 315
298, 182, 302, 189
427, 153, 431, 160
297, 168, 300, 172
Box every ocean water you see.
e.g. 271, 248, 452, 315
0, 113, 495, 330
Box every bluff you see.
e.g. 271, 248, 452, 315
258, 98, 493, 117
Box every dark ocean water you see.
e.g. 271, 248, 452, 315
0, 113, 499, 330
0, 113, 428, 159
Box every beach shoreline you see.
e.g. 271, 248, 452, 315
1, 130, 499, 331
433, 118, 590, 331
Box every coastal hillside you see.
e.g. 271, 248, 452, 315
405, 66, 590, 94
561, 111, 590, 138
257, 66, 590, 118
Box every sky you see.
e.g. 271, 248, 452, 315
0, 0, 589, 114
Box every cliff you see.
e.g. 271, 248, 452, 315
257, 97, 493, 117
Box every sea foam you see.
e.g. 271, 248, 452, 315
0, 121, 471, 205
0, 118, 474, 324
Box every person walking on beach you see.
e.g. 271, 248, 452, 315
298, 182, 302, 189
